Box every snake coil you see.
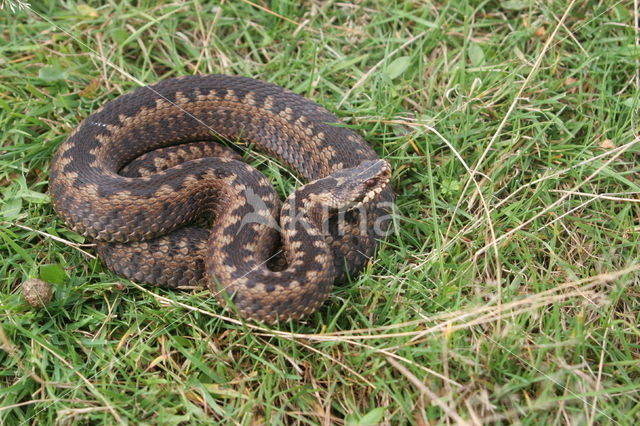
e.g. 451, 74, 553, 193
50, 75, 393, 322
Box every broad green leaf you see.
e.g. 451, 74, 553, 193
502, 0, 528, 10
359, 407, 385, 425
39, 66, 67, 82
110, 28, 129, 45
469, 42, 485, 66
346, 407, 385, 426
40, 264, 68, 285
385, 56, 411, 80
1, 198, 22, 220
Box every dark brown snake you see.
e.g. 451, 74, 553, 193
49, 75, 393, 323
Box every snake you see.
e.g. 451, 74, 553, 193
49, 74, 394, 323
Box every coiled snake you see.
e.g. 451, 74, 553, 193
50, 75, 393, 323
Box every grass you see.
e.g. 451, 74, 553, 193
1, 0, 639, 424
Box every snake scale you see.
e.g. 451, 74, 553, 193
50, 75, 394, 323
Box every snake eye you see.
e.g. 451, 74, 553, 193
364, 178, 377, 187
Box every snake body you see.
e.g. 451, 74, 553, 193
50, 75, 393, 322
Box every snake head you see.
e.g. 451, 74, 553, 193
305, 159, 392, 211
